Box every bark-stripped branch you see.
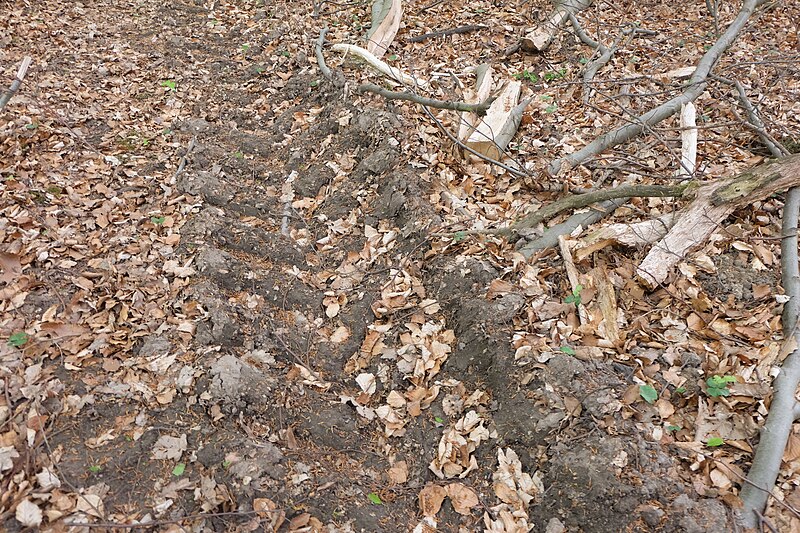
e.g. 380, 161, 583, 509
548, 0, 765, 176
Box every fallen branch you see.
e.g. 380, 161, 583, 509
500, 183, 690, 236
315, 27, 332, 80
521, 0, 592, 53
737, 185, 800, 528
548, 0, 764, 176
0, 56, 32, 111
727, 74, 798, 528
357, 83, 493, 114
517, 198, 629, 256
331, 43, 423, 86
568, 14, 623, 105
406, 25, 487, 43
171, 136, 196, 185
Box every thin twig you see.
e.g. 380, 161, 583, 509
357, 83, 493, 114
406, 25, 487, 43
172, 136, 196, 184
66, 509, 281, 529
713, 75, 790, 157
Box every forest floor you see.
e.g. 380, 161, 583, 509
1, 0, 800, 531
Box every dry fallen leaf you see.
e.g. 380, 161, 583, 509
418, 483, 447, 517
446, 483, 479, 515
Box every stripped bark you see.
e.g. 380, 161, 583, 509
366, 0, 402, 58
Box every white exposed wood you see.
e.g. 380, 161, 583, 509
331, 43, 423, 87
458, 64, 493, 142
0, 56, 32, 111
367, 0, 402, 59
521, 0, 592, 53
580, 214, 677, 248
559, 236, 589, 325
677, 102, 697, 177
464, 81, 522, 159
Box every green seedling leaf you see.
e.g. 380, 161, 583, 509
674, 387, 686, 395
222, 460, 232, 469
706, 437, 724, 447
545, 104, 558, 114
513, 70, 539, 83
388, 54, 398, 61
453, 231, 466, 243
88, 465, 102, 473
564, 285, 582, 306
706, 375, 736, 397
559, 345, 576, 356
667, 425, 681, 432
8, 332, 29, 347
434, 416, 444, 424
172, 463, 186, 476
151, 216, 166, 225
639, 385, 658, 404
367, 492, 383, 505
160, 79, 177, 91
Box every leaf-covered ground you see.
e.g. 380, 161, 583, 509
2, 0, 800, 531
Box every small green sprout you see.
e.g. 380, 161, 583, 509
8, 332, 29, 347
706, 375, 737, 397
639, 384, 658, 404
564, 285, 582, 306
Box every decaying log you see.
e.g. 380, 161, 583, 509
637, 153, 800, 288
